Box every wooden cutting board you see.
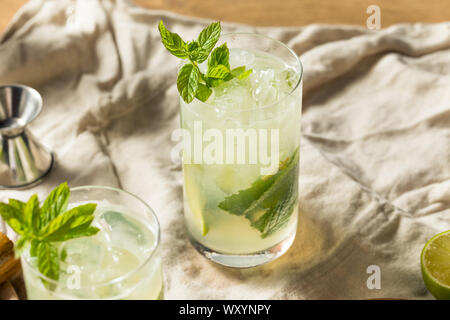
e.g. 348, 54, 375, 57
0, 232, 25, 300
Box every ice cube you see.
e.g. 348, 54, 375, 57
276, 68, 299, 93
99, 211, 154, 255
61, 237, 105, 268
100, 246, 141, 280
60, 237, 107, 284
91, 247, 141, 298
212, 77, 255, 110
251, 69, 279, 105
229, 48, 255, 69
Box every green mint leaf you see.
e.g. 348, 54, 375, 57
29, 239, 39, 257
230, 66, 245, 77
250, 189, 296, 238
190, 49, 209, 63
15, 236, 28, 250
40, 203, 97, 241
0, 203, 27, 235
60, 247, 67, 262
218, 176, 274, 216
0, 182, 101, 288
187, 41, 199, 51
218, 149, 299, 238
14, 236, 29, 258
37, 241, 59, 282
177, 63, 200, 103
57, 226, 100, 242
40, 182, 70, 228
158, 20, 188, 59
206, 78, 224, 88
159, 21, 250, 103
207, 64, 230, 79
8, 199, 25, 212
195, 83, 213, 102
187, 41, 209, 63
197, 22, 221, 56
186, 41, 200, 60
208, 43, 230, 70
23, 195, 40, 233
48, 216, 99, 243
238, 69, 253, 79
231, 66, 253, 79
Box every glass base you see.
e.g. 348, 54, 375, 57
189, 229, 296, 268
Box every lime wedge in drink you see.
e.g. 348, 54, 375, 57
421, 230, 450, 300
183, 164, 208, 236
215, 166, 240, 194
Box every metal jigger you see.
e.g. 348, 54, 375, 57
0, 85, 54, 189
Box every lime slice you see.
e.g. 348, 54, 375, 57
421, 230, 450, 300
183, 164, 208, 236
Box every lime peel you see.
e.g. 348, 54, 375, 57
421, 230, 450, 300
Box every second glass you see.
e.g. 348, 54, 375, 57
21, 186, 163, 299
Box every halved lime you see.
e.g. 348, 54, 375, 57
421, 230, 450, 300
183, 164, 208, 236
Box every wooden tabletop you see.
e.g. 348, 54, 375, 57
136, 0, 450, 27
1, 1, 449, 33
0, 0, 450, 32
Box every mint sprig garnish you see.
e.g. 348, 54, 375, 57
218, 149, 299, 238
159, 20, 253, 103
0, 182, 100, 286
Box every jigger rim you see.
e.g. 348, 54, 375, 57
0, 84, 43, 129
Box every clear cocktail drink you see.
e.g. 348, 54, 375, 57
21, 186, 163, 299
180, 33, 303, 267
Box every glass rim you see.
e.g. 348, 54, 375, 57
180, 32, 303, 112
21, 185, 161, 292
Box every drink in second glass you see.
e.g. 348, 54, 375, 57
180, 33, 303, 267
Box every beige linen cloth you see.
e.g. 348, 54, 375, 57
0, 0, 449, 299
